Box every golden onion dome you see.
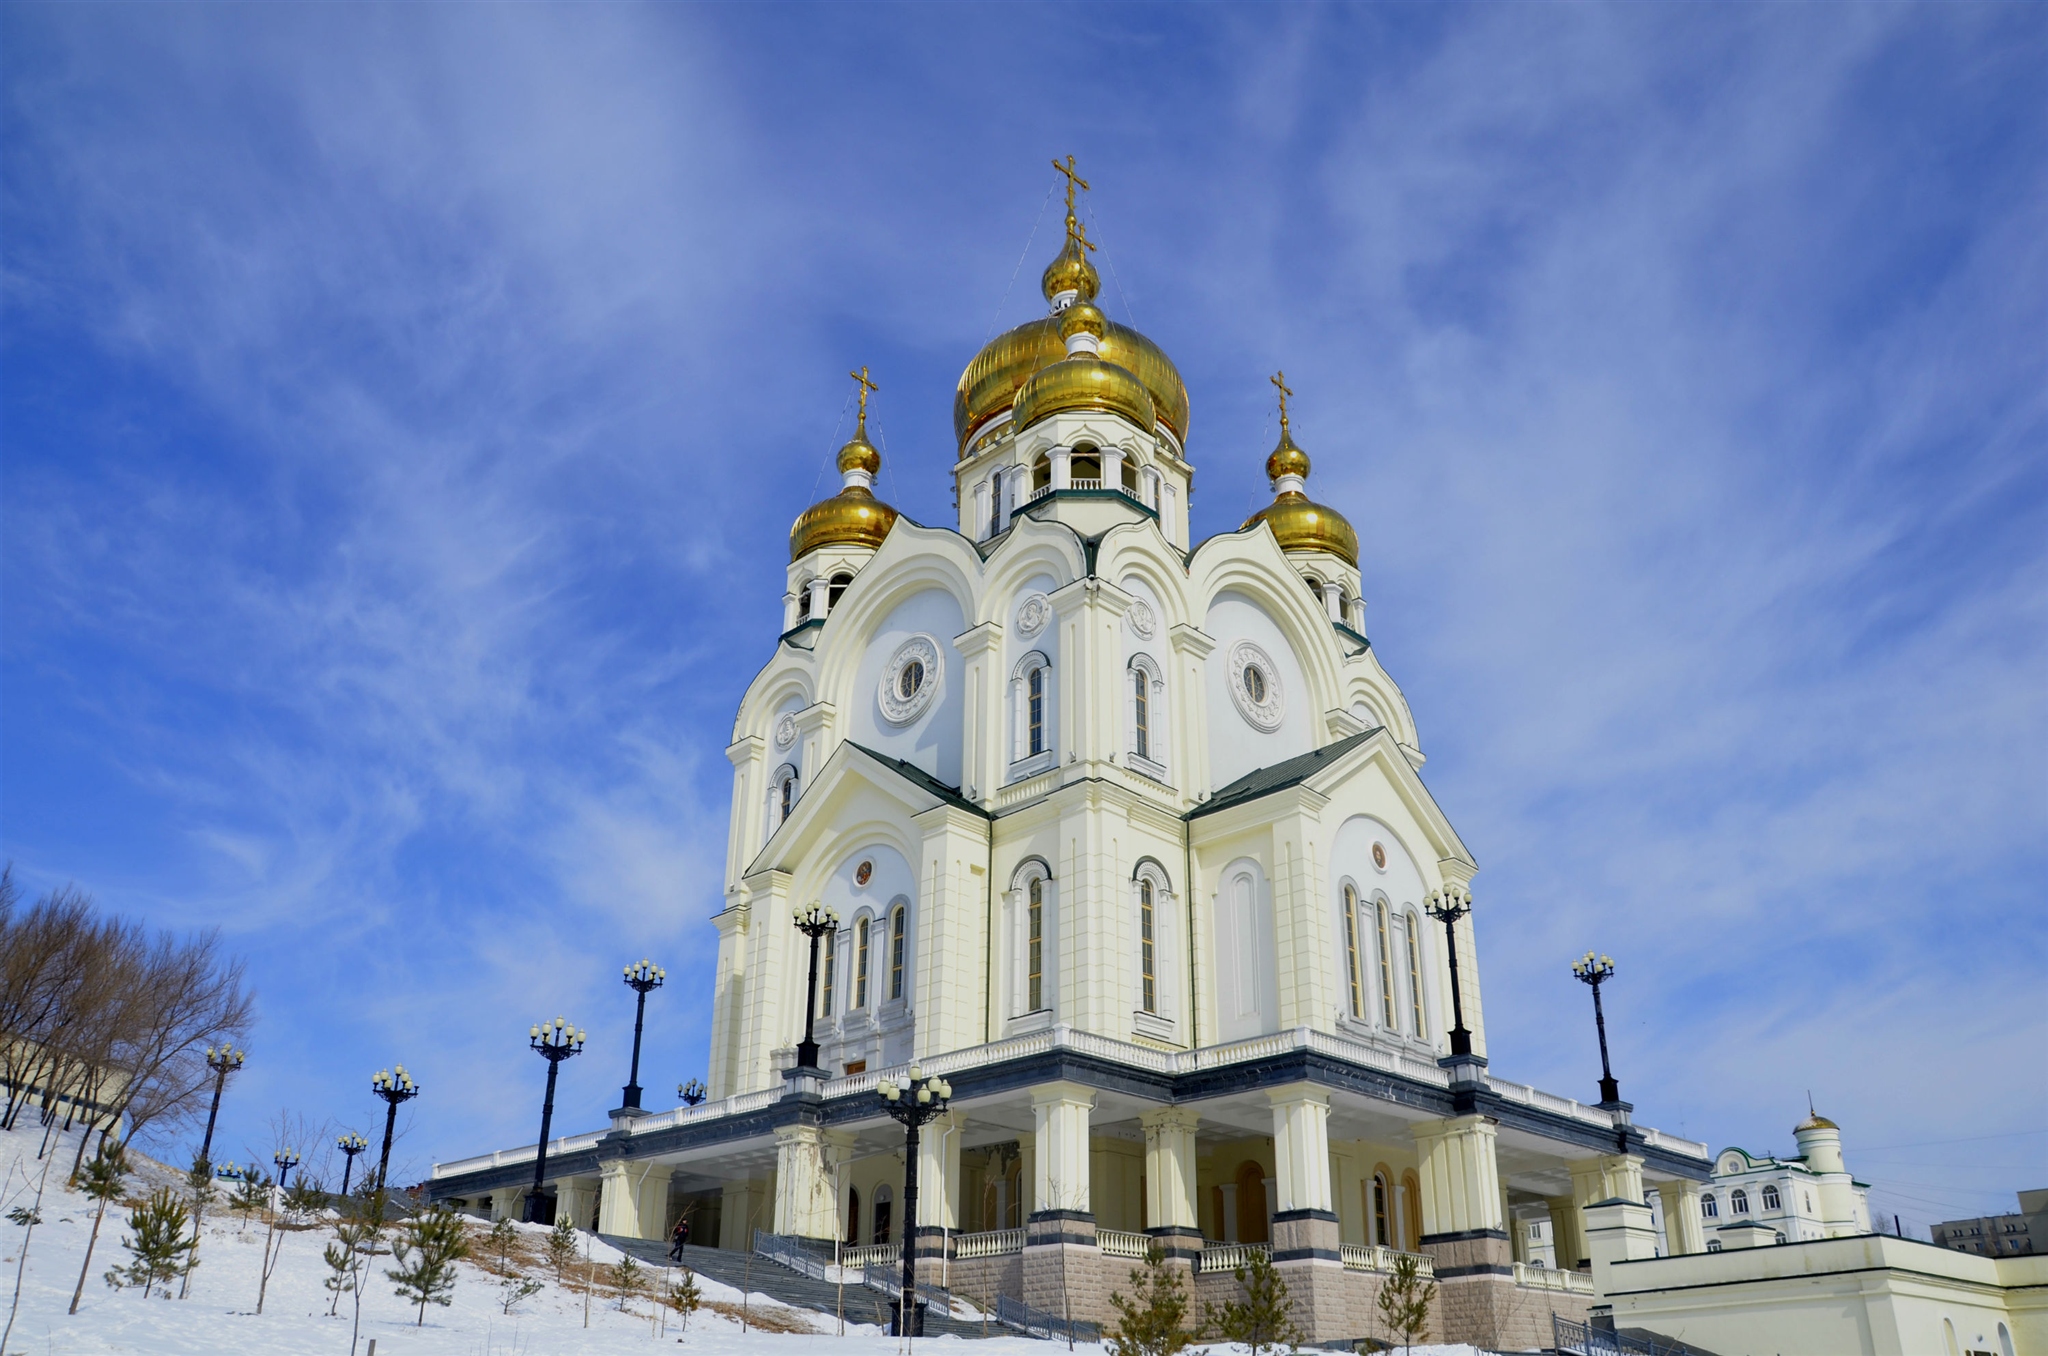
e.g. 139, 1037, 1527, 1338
790, 415, 898, 561
955, 317, 1188, 451
1013, 350, 1155, 436
1041, 232, 1101, 306
837, 431, 880, 477
1794, 1112, 1840, 1133
1242, 422, 1357, 566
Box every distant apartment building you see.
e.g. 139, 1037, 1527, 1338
1933, 1189, 2046, 1257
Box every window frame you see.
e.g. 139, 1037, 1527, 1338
1139, 877, 1157, 1014
1027, 876, 1045, 1012
888, 903, 908, 1003
854, 915, 871, 1009
1403, 910, 1427, 1036
1126, 654, 1168, 780
1341, 884, 1366, 1020
1375, 898, 1397, 1028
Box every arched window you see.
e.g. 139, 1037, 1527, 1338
827, 572, 853, 611
1031, 454, 1051, 494
1133, 668, 1150, 760
1341, 886, 1365, 1019
771, 765, 799, 830
1403, 911, 1426, 1035
1375, 899, 1397, 1027
854, 916, 871, 1008
1371, 1172, 1392, 1246
1139, 878, 1157, 1013
1731, 1189, 1749, 1215
1761, 1185, 1781, 1211
1027, 877, 1045, 1011
1011, 651, 1051, 764
1127, 656, 1164, 771
819, 930, 837, 1018
872, 1185, 893, 1245
1702, 1194, 1718, 1218
1121, 456, 1141, 494
1070, 450, 1101, 486
888, 904, 907, 1002
988, 479, 1002, 538
796, 585, 812, 620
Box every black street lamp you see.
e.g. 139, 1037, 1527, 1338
1572, 951, 1623, 1107
792, 903, 840, 1070
1423, 887, 1475, 1058
197, 1044, 246, 1170
370, 1066, 420, 1192
273, 1147, 301, 1195
523, 1016, 586, 1224
618, 959, 666, 1113
877, 1066, 953, 1337
678, 1078, 707, 1106
336, 1132, 368, 1197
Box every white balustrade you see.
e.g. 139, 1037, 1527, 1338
1340, 1244, 1435, 1277
841, 1243, 899, 1268
954, 1228, 1025, 1259
1514, 1261, 1593, 1294
1099, 1229, 1149, 1259
1197, 1242, 1270, 1274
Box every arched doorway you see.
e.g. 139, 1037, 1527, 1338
1235, 1161, 1270, 1244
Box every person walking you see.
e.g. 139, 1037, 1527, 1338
668, 1214, 690, 1263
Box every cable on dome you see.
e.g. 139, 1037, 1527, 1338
1087, 203, 1140, 330
985, 181, 1056, 344
807, 387, 857, 506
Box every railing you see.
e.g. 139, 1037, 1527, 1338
753, 1230, 833, 1281
1554, 1314, 1690, 1355
954, 1228, 1024, 1259
1068, 477, 1103, 490
1339, 1244, 1435, 1277
840, 1242, 898, 1268
862, 1260, 953, 1315
997, 1294, 1100, 1343
1196, 1241, 1270, 1274
1099, 1229, 1149, 1259
1516, 1261, 1595, 1293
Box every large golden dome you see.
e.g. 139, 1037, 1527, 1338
790, 394, 900, 561
956, 317, 1188, 452
1242, 420, 1357, 566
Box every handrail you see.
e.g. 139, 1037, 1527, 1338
954, 1228, 1025, 1258
1196, 1241, 1270, 1273
1338, 1243, 1435, 1276
1099, 1229, 1149, 1259
1516, 1261, 1594, 1294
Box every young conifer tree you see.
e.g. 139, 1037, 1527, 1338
545, 1217, 579, 1280
1107, 1248, 1195, 1356
666, 1267, 702, 1333
386, 1206, 471, 1325
1374, 1251, 1434, 1354
69, 1139, 128, 1314
1201, 1248, 1303, 1356
106, 1188, 197, 1299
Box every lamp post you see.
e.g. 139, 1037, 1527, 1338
370, 1066, 420, 1192
273, 1148, 301, 1200
1572, 951, 1622, 1107
618, 959, 666, 1113
792, 903, 840, 1070
877, 1066, 952, 1337
197, 1044, 246, 1170
524, 1017, 586, 1224
1423, 887, 1475, 1058
678, 1078, 707, 1106
336, 1132, 368, 1197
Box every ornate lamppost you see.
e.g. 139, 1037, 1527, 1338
792, 903, 840, 1071
523, 1016, 586, 1223
273, 1148, 301, 1199
1423, 887, 1475, 1058
336, 1132, 368, 1197
678, 1078, 707, 1106
617, 959, 665, 1114
370, 1066, 420, 1192
877, 1066, 953, 1337
197, 1044, 246, 1170
1572, 951, 1623, 1107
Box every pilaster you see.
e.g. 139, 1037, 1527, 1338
597, 1158, 674, 1241
953, 621, 1005, 805
552, 1175, 597, 1231
1031, 1081, 1094, 1213
1546, 1194, 1586, 1270
1412, 1114, 1514, 1348
911, 803, 994, 1059
1140, 1108, 1201, 1247
774, 1123, 837, 1241
1655, 1179, 1706, 1256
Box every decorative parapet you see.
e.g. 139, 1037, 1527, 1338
1340, 1243, 1437, 1278
1514, 1261, 1595, 1294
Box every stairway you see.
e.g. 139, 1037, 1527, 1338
600, 1236, 1002, 1339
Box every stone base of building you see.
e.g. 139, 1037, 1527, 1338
1024, 1210, 1111, 1325
1418, 1229, 1592, 1348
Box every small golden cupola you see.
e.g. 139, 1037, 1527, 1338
789, 367, 901, 561
1012, 298, 1156, 435
1241, 371, 1358, 566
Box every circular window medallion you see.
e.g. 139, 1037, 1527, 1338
1125, 600, 1156, 640
879, 635, 943, 725
774, 714, 798, 749
1015, 591, 1051, 638
855, 860, 873, 886
1227, 640, 1285, 731
1372, 842, 1388, 871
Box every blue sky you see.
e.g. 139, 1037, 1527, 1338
3, 4, 2042, 1232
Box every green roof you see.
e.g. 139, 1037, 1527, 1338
1186, 730, 1379, 821
847, 743, 991, 819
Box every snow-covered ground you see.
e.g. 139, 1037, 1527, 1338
0, 1119, 1481, 1355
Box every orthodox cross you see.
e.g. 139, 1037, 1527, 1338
1052, 154, 1097, 252
1271, 370, 1294, 431
849, 365, 879, 424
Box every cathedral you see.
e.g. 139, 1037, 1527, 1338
430, 167, 1716, 1348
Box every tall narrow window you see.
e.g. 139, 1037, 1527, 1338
819, 932, 837, 1018
1139, 879, 1157, 1013
989, 479, 1002, 537
844, 1187, 861, 1245
1375, 900, 1396, 1027
1028, 666, 1046, 756
1342, 886, 1365, 1019
1372, 1173, 1391, 1246
1731, 1189, 1750, 1215
827, 572, 852, 611
1762, 1185, 1781, 1211
1404, 913, 1426, 1035
854, 917, 870, 1008
1133, 670, 1150, 761
1027, 878, 1044, 1011
889, 905, 906, 1001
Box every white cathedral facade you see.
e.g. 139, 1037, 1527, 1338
430, 187, 1717, 1347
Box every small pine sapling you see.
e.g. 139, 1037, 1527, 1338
1201, 1248, 1303, 1356
386, 1205, 471, 1325
1374, 1251, 1434, 1354
610, 1252, 645, 1311
105, 1188, 197, 1299
500, 1274, 544, 1314
488, 1216, 517, 1271
230, 1171, 272, 1231
545, 1218, 579, 1280
1107, 1247, 1195, 1356
665, 1268, 702, 1334
70, 1140, 129, 1315
178, 1156, 214, 1299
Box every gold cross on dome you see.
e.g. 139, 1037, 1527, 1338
1052, 155, 1097, 252
849, 365, 879, 423
1271, 370, 1294, 428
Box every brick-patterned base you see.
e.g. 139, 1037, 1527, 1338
947, 1251, 1023, 1311
1417, 1230, 1591, 1348
1024, 1211, 1110, 1326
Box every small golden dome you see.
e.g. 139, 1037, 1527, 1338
836, 431, 880, 477
956, 318, 1187, 450
1266, 425, 1311, 481
1013, 352, 1156, 435
1041, 233, 1101, 305
1060, 300, 1108, 343
1243, 492, 1358, 567
1794, 1112, 1840, 1133
790, 484, 897, 561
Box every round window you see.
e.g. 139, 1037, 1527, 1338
878, 635, 943, 726
1226, 640, 1285, 731
1244, 666, 1266, 703
899, 660, 924, 700
1371, 842, 1388, 871
855, 860, 873, 886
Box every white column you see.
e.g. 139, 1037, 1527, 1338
973, 481, 991, 538
1051, 448, 1072, 490
553, 1177, 597, 1231
597, 1159, 674, 1241
1657, 1179, 1707, 1256
808, 577, 830, 619
783, 592, 799, 630
1268, 1084, 1334, 1214
1321, 581, 1342, 622
774, 1124, 839, 1240
1102, 448, 1125, 494
1030, 1081, 1094, 1215
1141, 1108, 1200, 1230
1411, 1115, 1505, 1236
917, 1111, 965, 1229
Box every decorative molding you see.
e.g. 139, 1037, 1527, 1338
1015, 591, 1051, 639
774, 714, 797, 749
1125, 599, 1156, 640
878, 635, 943, 726
1227, 639, 1286, 731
